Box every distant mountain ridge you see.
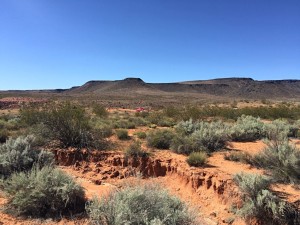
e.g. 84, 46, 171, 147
1, 77, 300, 100
66, 77, 300, 99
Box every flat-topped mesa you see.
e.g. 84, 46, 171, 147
120, 77, 145, 84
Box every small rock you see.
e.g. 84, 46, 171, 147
95, 162, 103, 168
93, 180, 102, 185
110, 171, 120, 178
94, 168, 101, 173
74, 160, 80, 168
210, 212, 217, 217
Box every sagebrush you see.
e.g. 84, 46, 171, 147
0, 135, 54, 178
3, 166, 86, 218
86, 183, 196, 225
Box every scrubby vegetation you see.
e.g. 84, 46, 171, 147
1, 99, 300, 224
0, 129, 8, 143
172, 120, 229, 154
171, 135, 197, 155
2, 166, 86, 218
147, 129, 175, 149
86, 183, 196, 225
186, 152, 207, 167
125, 141, 149, 158
20, 102, 109, 149
92, 103, 108, 118
0, 135, 54, 178
224, 151, 253, 164
230, 115, 265, 142
134, 131, 147, 139
191, 121, 229, 152
160, 104, 300, 121
116, 129, 130, 140
233, 173, 299, 225
254, 141, 300, 184
264, 119, 297, 142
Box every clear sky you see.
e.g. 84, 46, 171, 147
0, 0, 299, 90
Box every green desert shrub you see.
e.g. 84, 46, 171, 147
128, 117, 149, 127
0, 118, 20, 131
3, 166, 86, 218
134, 131, 147, 139
234, 173, 271, 199
175, 119, 201, 135
92, 118, 114, 138
230, 115, 266, 142
116, 129, 129, 140
186, 152, 207, 167
265, 119, 294, 143
156, 117, 176, 127
22, 102, 102, 148
86, 183, 196, 225
0, 129, 9, 143
92, 103, 108, 118
191, 121, 229, 152
113, 119, 136, 129
254, 141, 300, 184
224, 151, 253, 164
171, 135, 198, 155
147, 111, 164, 124
44, 102, 94, 148
147, 129, 175, 149
125, 141, 149, 158
0, 135, 54, 178
233, 173, 298, 225
19, 105, 46, 126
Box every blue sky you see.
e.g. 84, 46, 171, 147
0, 0, 299, 90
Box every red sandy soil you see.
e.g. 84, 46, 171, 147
0, 138, 299, 225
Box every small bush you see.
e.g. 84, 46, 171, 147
191, 121, 229, 152
20, 106, 46, 126
134, 131, 147, 139
3, 166, 86, 218
135, 111, 149, 118
22, 102, 98, 148
125, 141, 149, 158
175, 119, 201, 135
171, 135, 197, 155
147, 129, 175, 149
45, 102, 94, 148
234, 173, 271, 199
86, 183, 196, 225
224, 151, 253, 164
186, 152, 207, 167
230, 115, 265, 142
0, 135, 54, 178
0, 129, 9, 143
113, 119, 136, 129
116, 129, 129, 140
92, 103, 108, 118
128, 117, 149, 127
156, 117, 176, 127
233, 173, 298, 225
254, 141, 300, 184
265, 119, 293, 144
